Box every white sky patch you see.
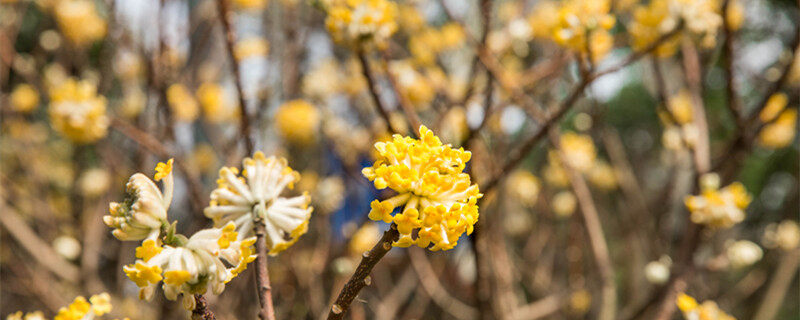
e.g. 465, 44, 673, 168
589, 50, 633, 103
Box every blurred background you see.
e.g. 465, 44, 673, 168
0, 0, 798, 319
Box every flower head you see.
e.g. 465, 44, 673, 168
533, 0, 616, 61
676, 293, 735, 320
123, 223, 257, 310
758, 109, 797, 149
763, 220, 800, 251
10, 84, 39, 113
205, 152, 313, 255
48, 78, 109, 143
274, 100, 320, 145
726, 240, 762, 269
684, 174, 751, 229
54, 0, 107, 46
166, 84, 200, 122
325, 0, 398, 48
362, 125, 481, 251
104, 160, 174, 241
53, 293, 112, 320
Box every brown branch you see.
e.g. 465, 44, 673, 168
408, 247, 478, 320
549, 130, 617, 320
216, 0, 254, 155
328, 224, 400, 320
380, 50, 424, 133
254, 223, 277, 320
590, 24, 683, 80
191, 294, 217, 320
0, 200, 80, 282
720, 0, 744, 131
753, 250, 800, 320
508, 294, 565, 320
357, 49, 403, 136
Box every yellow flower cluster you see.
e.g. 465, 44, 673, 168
684, 174, 751, 229
123, 223, 257, 310
362, 125, 482, 251
234, 38, 269, 61
205, 152, 313, 255
232, 0, 267, 10
48, 78, 109, 143
506, 170, 540, 207
630, 0, 727, 57
166, 84, 200, 122
676, 293, 735, 320
275, 99, 321, 145
388, 60, 435, 110
55, 293, 112, 320
757, 93, 796, 149
661, 90, 701, 150
197, 82, 238, 124
10, 84, 39, 113
325, 0, 398, 48
763, 220, 800, 251
531, 0, 616, 62
408, 23, 465, 66
54, 0, 107, 46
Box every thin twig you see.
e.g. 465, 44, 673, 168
380, 50, 424, 132
357, 49, 403, 135
408, 247, 478, 320
191, 294, 217, 320
720, 0, 745, 131
328, 224, 400, 320
549, 130, 617, 320
753, 250, 800, 320
216, 0, 254, 155
254, 223, 277, 320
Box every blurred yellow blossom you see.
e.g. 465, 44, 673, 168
53, 293, 112, 320
197, 82, 238, 124
48, 78, 109, 143
388, 60, 435, 109
552, 190, 577, 218
536, 0, 616, 62
232, 0, 267, 10
78, 168, 111, 198
558, 132, 597, 173
506, 170, 540, 207
588, 160, 618, 191
758, 109, 796, 149
763, 220, 800, 251
726, 240, 762, 269
5, 311, 45, 320
569, 289, 592, 315
234, 38, 269, 61
54, 0, 107, 46
668, 90, 694, 125
325, 0, 398, 48
10, 84, 39, 113
362, 126, 481, 251
166, 84, 199, 122
348, 222, 381, 255
684, 173, 751, 229
758, 93, 788, 123
676, 293, 735, 320
275, 99, 320, 145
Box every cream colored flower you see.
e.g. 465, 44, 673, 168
645, 255, 672, 284
763, 220, 800, 251
104, 160, 174, 241
676, 293, 735, 320
205, 152, 313, 255
684, 173, 751, 229
506, 170, 540, 207
325, 0, 398, 48
726, 240, 762, 269
48, 78, 109, 143
124, 223, 256, 310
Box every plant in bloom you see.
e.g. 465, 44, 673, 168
531, 0, 616, 62
205, 152, 314, 255
10, 84, 39, 113
166, 84, 200, 122
676, 293, 735, 320
7, 293, 113, 320
684, 173, 751, 229
48, 78, 109, 143
758, 109, 797, 149
362, 125, 482, 251
106, 160, 257, 310
123, 222, 256, 310
274, 100, 321, 145
762, 220, 800, 251
104, 160, 174, 241
54, 0, 107, 46
725, 240, 762, 269
325, 0, 398, 49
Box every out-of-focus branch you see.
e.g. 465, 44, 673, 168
0, 200, 80, 282
328, 224, 400, 320
110, 117, 206, 214
720, 0, 744, 131
357, 49, 403, 136
653, 40, 712, 320
216, 0, 254, 155
753, 250, 800, 320
408, 247, 478, 320
508, 294, 565, 320
549, 130, 617, 320
380, 50, 424, 133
